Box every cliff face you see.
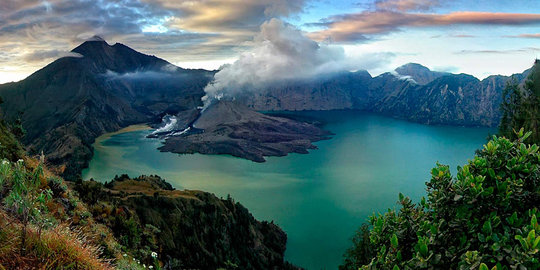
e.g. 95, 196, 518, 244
373, 74, 503, 126
74, 175, 298, 270
242, 65, 529, 127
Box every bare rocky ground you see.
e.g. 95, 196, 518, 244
155, 101, 333, 162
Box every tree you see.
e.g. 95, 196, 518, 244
499, 60, 540, 143
339, 224, 375, 270
11, 117, 26, 140
342, 129, 540, 269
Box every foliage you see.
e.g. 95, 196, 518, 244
75, 179, 164, 267
340, 224, 376, 270
0, 120, 24, 161
10, 117, 26, 140
500, 60, 540, 143
342, 130, 540, 269
1, 159, 54, 254
74, 176, 294, 270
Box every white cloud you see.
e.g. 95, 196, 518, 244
202, 18, 394, 107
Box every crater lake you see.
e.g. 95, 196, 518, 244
82, 111, 494, 269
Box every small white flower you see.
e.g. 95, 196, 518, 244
133, 258, 136, 261
149, 266, 154, 269
143, 264, 146, 268
151, 251, 158, 258
1, 160, 8, 165
123, 253, 127, 257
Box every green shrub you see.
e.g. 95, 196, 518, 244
342, 130, 540, 269
1, 159, 53, 254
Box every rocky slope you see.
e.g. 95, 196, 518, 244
243, 64, 531, 127
374, 74, 500, 126
239, 70, 373, 111
155, 101, 332, 162
74, 174, 298, 269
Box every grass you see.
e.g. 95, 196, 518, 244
0, 211, 112, 269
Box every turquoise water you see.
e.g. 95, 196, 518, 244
82, 111, 494, 270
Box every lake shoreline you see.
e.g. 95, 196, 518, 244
94, 124, 152, 149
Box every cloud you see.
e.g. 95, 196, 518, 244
309, 10, 540, 42
505, 33, 540, 38
23, 50, 82, 62
375, 0, 440, 12
455, 47, 540, 54
433, 65, 460, 73
0, 0, 310, 83
104, 70, 175, 81
390, 71, 416, 83
201, 18, 393, 107
451, 34, 476, 38
139, 0, 307, 51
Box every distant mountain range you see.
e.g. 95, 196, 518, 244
0, 37, 532, 179
241, 62, 529, 126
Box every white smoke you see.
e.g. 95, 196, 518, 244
202, 18, 358, 107
151, 115, 178, 135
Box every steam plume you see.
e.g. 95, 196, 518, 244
202, 18, 354, 107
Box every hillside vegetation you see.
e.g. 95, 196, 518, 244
500, 60, 540, 143
0, 129, 125, 269
74, 174, 297, 269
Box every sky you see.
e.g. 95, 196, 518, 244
0, 0, 539, 83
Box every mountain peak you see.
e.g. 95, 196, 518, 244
69, 36, 171, 73
395, 63, 431, 74
395, 63, 448, 85
86, 35, 106, 42
71, 37, 113, 61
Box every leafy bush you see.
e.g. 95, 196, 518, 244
342, 130, 540, 270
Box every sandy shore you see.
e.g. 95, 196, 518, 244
94, 124, 152, 148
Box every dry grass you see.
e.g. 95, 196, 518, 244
109, 179, 201, 200
0, 211, 113, 270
